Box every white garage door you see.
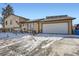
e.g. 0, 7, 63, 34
42, 23, 68, 34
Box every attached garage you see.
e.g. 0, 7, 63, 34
19, 15, 75, 34
42, 23, 68, 34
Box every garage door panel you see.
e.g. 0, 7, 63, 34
42, 23, 68, 34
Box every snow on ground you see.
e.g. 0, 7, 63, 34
0, 32, 79, 56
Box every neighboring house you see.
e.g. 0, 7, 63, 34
3, 14, 29, 32
19, 15, 75, 34
3, 14, 75, 34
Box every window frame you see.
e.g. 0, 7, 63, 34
5, 21, 7, 25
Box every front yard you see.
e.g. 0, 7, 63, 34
0, 32, 79, 56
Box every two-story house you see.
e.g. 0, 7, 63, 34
3, 14, 29, 32
3, 14, 75, 34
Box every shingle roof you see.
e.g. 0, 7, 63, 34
32, 15, 75, 22
18, 15, 76, 24
13, 14, 30, 21
46, 15, 68, 19
4, 14, 30, 22
42, 15, 75, 21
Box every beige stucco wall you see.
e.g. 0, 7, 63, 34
4, 15, 20, 29
39, 22, 42, 33
68, 20, 72, 34
33, 22, 38, 33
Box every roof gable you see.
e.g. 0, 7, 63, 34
4, 14, 30, 22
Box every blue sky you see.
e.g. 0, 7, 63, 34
0, 3, 79, 25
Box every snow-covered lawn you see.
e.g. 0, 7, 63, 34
0, 32, 79, 56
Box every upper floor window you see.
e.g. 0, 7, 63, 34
16, 21, 18, 23
6, 21, 7, 25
